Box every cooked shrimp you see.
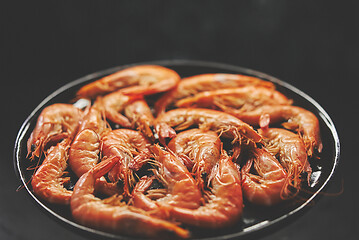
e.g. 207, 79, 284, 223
124, 99, 156, 141
70, 157, 190, 239
132, 145, 202, 214
155, 73, 274, 116
154, 150, 243, 229
235, 105, 322, 156
69, 99, 109, 177
76, 65, 181, 99
167, 129, 222, 189
101, 129, 151, 196
155, 108, 262, 144
241, 146, 288, 206
101, 90, 138, 128
31, 139, 72, 205
259, 127, 312, 193
176, 86, 292, 110
27, 103, 82, 160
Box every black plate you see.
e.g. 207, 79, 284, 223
13, 60, 340, 240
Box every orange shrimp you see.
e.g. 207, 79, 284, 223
70, 157, 190, 239
154, 150, 243, 229
155, 73, 274, 116
236, 105, 322, 157
241, 146, 288, 206
76, 65, 181, 99
27, 103, 82, 160
167, 129, 222, 189
124, 99, 156, 141
259, 127, 312, 193
31, 139, 72, 205
176, 86, 292, 109
69, 99, 109, 177
101, 90, 138, 128
101, 129, 151, 196
154, 108, 262, 144
132, 145, 202, 215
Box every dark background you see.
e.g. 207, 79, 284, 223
1, 1, 358, 239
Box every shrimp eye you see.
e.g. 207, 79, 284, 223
31, 144, 36, 152
201, 172, 208, 181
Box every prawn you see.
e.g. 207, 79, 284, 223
167, 129, 222, 189
31, 139, 73, 205
101, 90, 139, 128
259, 127, 312, 194
132, 145, 202, 214
154, 108, 262, 144
236, 105, 322, 156
76, 65, 181, 99
241, 146, 288, 206
101, 129, 151, 196
69, 99, 109, 177
155, 73, 274, 116
27, 103, 82, 160
154, 150, 243, 229
176, 86, 292, 110
124, 99, 156, 141
70, 157, 190, 239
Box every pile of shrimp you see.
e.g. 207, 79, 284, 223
26, 65, 322, 239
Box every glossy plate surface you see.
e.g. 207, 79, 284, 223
14, 60, 340, 239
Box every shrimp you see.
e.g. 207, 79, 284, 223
259, 127, 312, 194
101, 90, 138, 128
70, 157, 190, 239
124, 99, 156, 141
167, 129, 222, 189
27, 103, 82, 160
132, 145, 202, 214
31, 139, 72, 205
155, 73, 274, 116
176, 86, 292, 110
235, 105, 322, 157
155, 108, 262, 144
154, 150, 243, 229
101, 129, 151, 196
76, 65, 181, 99
69, 99, 109, 177
241, 146, 288, 206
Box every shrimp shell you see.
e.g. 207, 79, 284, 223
76, 65, 181, 99
27, 103, 82, 160
31, 139, 72, 205
155, 108, 262, 143
155, 73, 274, 116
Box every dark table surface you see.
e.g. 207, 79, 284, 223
1, 1, 358, 239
